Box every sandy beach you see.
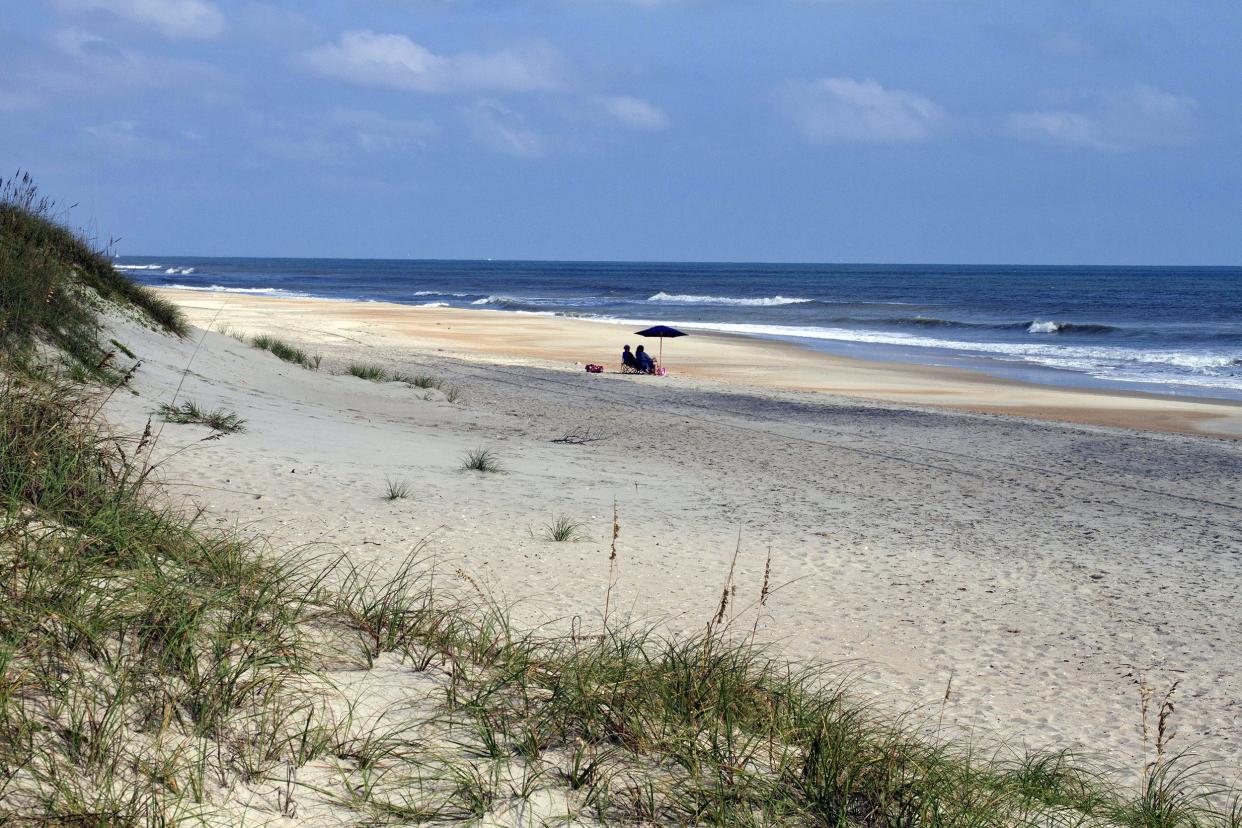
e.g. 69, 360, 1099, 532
106, 290, 1242, 776
158, 291, 1242, 440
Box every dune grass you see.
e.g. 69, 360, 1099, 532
383, 476, 411, 501
390, 370, 443, 390
346, 363, 463, 401
158, 399, 247, 433
0, 173, 186, 379
461, 446, 503, 473
347, 362, 389, 381
541, 514, 588, 542
251, 334, 318, 369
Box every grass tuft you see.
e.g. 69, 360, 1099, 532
158, 400, 246, 433
383, 477, 411, 501
460, 446, 502, 473
251, 334, 317, 369
347, 362, 390, 382
540, 514, 587, 542
390, 370, 440, 389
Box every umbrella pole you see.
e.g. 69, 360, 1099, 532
659, 337, 663, 370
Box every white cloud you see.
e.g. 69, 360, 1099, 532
302, 31, 563, 94
83, 120, 195, 158
52, 0, 226, 39
237, 3, 321, 45
250, 109, 438, 163
1007, 86, 1199, 150
0, 28, 222, 110
460, 99, 545, 156
84, 119, 145, 148
1006, 111, 1100, 148
778, 77, 945, 143
329, 109, 438, 152
596, 95, 669, 130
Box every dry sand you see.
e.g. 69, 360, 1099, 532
104, 291, 1242, 780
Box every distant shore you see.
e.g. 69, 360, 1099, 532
156, 288, 1242, 439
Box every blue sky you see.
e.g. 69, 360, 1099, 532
3, 1, 1240, 264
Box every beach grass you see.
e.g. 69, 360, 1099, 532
541, 514, 588, 542
347, 362, 390, 381
251, 333, 318, 369
0, 173, 186, 379
383, 476, 411, 501
390, 370, 444, 390
158, 399, 247, 433
345, 363, 462, 401
461, 446, 503, 473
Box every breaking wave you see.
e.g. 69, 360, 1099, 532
1027, 320, 1117, 335
582, 316, 1242, 391
647, 292, 813, 306
163, 284, 307, 297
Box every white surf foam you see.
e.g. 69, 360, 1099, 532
163, 284, 307, 297
583, 316, 1242, 391
647, 292, 813, 306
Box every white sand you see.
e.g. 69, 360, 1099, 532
103, 293, 1242, 781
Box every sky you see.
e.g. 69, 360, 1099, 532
2, 0, 1240, 265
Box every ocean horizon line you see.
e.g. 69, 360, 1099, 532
117, 253, 1242, 271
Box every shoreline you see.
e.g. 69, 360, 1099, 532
156, 288, 1242, 439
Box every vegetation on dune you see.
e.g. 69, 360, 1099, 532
250, 333, 319, 369
461, 445, 504, 473
347, 362, 464, 402
540, 513, 588, 542
0, 173, 187, 379
383, 476, 411, 501
158, 399, 247, 433
347, 361, 390, 381
1, 185, 1238, 824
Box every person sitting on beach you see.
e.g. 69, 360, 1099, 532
635, 344, 656, 374
621, 344, 639, 371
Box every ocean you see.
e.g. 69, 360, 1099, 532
117, 257, 1242, 401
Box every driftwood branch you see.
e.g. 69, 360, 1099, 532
550, 427, 611, 445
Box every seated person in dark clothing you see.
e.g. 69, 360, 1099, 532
635, 344, 656, 373
621, 344, 639, 371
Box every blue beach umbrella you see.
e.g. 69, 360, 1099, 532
634, 325, 687, 369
